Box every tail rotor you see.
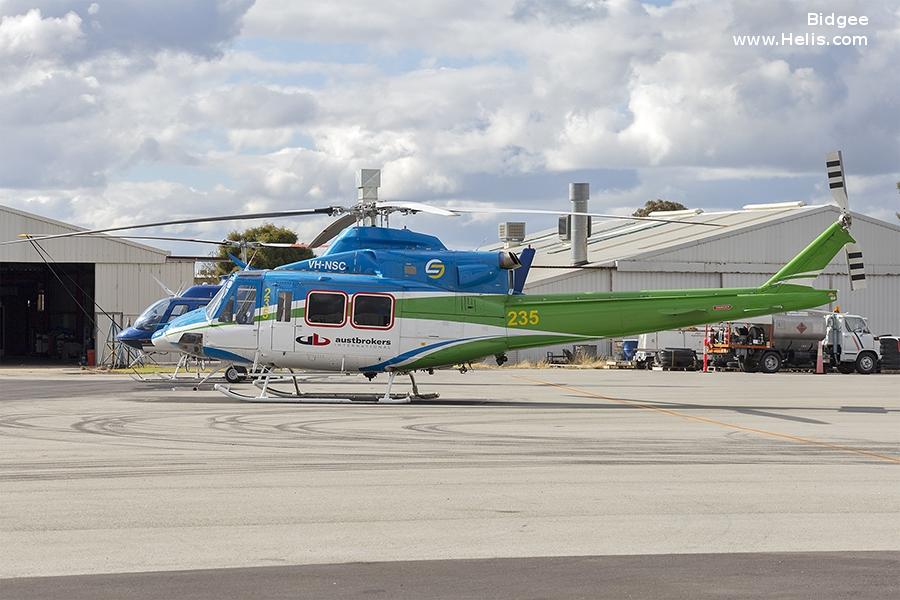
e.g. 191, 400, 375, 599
826, 150, 866, 291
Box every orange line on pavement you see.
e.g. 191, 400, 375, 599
518, 375, 900, 465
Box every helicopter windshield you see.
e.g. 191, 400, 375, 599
134, 298, 170, 331
205, 277, 234, 320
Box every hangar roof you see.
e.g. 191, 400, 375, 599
0, 204, 177, 264
488, 204, 900, 285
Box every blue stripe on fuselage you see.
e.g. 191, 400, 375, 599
360, 337, 488, 372
201, 346, 253, 364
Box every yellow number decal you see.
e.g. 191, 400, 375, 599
507, 310, 540, 327
263, 287, 271, 306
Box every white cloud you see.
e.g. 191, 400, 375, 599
1, 0, 898, 251
0, 8, 83, 60
190, 84, 317, 129
1, 1, 254, 59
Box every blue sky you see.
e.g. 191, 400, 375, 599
1, 0, 897, 255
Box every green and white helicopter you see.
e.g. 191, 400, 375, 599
6, 152, 866, 402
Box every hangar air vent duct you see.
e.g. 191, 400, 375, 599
570, 183, 589, 266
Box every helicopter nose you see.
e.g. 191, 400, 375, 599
151, 325, 180, 352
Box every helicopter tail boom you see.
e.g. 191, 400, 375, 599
761, 219, 855, 289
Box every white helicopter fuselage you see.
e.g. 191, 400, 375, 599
151, 275, 517, 374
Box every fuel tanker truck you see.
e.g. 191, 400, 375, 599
704, 311, 881, 374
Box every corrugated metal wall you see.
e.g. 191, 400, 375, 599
613, 271, 720, 291
527, 268, 613, 294
95, 262, 196, 319
820, 274, 900, 336
641, 210, 900, 278
94, 261, 196, 364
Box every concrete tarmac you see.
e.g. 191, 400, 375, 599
4, 552, 898, 600
1, 368, 898, 598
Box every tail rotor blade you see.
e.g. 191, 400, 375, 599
826, 151, 865, 291
825, 151, 849, 211
846, 243, 867, 291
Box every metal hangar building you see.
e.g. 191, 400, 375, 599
0, 205, 197, 365
491, 202, 900, 362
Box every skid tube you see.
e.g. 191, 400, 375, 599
213, 370, 439, 403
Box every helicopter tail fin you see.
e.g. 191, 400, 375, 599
761, 219, 855, 289
228, 252, 248, 270
512, 246, 536, 294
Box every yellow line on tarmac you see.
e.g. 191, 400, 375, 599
518, 375, 900, 465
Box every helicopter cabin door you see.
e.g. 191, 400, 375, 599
268, 282, 297, 353
215, 278, 261, 351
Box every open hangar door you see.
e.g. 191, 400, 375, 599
0, 263, 95, 363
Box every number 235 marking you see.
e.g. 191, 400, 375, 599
507, 310, 540, 326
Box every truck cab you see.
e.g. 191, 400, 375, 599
825, 313, 880, 374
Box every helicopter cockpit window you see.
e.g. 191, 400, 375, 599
218, 297, 234, 322
206, 278, 234, 320
234, 285, 257, 325
306, 292, 346, 326
169, 304, 189, 318
352, 294, 393, 329
134, 299, 169, 331
216, 283, 256, 324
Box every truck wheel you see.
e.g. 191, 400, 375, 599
224, 366, 242, 383
855, 352, 877, 375
759, 352, 781, 374
837, 363, 855, 375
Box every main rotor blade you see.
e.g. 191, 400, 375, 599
110, 235, 310, 249
375, 201, 459, 217
437, 206, 725, 227
376, 199, 722, 226
151, 274, 176, 297
254, 242, 310, 248
308, 213, 358, 248
67, 234, 240, 245
29, 233, 310, 250
2, 206, 341, 246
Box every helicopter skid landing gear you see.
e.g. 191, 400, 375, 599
407, 371, 438, 400
212, 370, 438, 403
379, 372, 409, 404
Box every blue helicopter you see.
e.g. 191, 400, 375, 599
116, 283, 222, 351
110, 232, 307, 354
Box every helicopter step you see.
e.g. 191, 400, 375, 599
212, 371, 438, 403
